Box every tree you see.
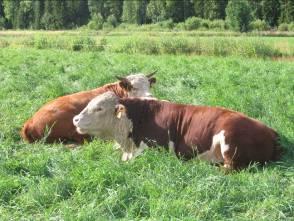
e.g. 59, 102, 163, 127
248, 0, 263, 20
279, 0, 294, 24
17, 0, 33, 29
165, 0, 194, 22
146, 0, 167, 23
0, 0, 6, 28
226, 0, 252, 32
32, 0, 43, 29
122, 0, 147, 24
3, 0, 20, 28
262, 0, 280, 27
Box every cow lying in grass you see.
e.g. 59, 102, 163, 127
21, 73, 156, 144
73, 92, 281, 170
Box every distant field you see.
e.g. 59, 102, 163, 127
1, 30, 294, 58
0, 45, 293, 220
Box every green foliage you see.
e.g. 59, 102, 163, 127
106, 14, 118, 28
87, 13, 103, 30
0, 46, 293, 219
289, 22, 294, 31
279, 0, 294, 24
0, 0, 292, 31
278, 23, 289, 31
71, 37, 96, 51
209, 19, 226, 30
250, 19, 270, 31
226, 0, 252, 32
184, 16, 202, 30
146, 0, 166, 23
262, 0, 281, 27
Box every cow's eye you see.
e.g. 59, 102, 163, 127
95, 107, 102, 112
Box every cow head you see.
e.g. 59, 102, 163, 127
73, 92, 120, 136
116, 71, 156, 98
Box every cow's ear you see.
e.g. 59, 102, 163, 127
149, 77, 156, 86
116, 76, 133, 91
115, 104, 126, 119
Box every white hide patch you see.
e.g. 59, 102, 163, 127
167, 130, 175, 154
198, 130, 230, 164
121, 141, 148, 161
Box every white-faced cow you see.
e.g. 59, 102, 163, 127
73, 92, 281, 170
21, 73, 156, 144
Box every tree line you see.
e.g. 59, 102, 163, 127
0, 0, 293, 30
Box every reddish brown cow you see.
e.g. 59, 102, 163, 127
21, 73, 156, 143
73, 92, 281, 169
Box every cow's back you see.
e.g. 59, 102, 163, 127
21, 86, 112, 143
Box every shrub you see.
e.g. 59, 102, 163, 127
200, 19, 210, 29
0, 17, 5, 29
226, 0, 252, 32
249, 19, 269, 31
71, 37, 96, 51
158, 19, 174, 29
106, 15, 118, 28
278, 23, 289, 31
88, 13, 104, 30
209, 20, 225, 30
184, 17, 202, 30
174, 22, 185, 31
289, 23, 294, 31
34, 36, 49, 49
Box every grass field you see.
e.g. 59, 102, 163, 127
1, 30, 294, 58
0, 33, 293, 220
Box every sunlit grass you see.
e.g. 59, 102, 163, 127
0, 47, 293, 220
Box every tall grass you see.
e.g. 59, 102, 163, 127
0, 33, 292, 58
0, 48, 293, 219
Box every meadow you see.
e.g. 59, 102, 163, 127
0, 31, 293, 220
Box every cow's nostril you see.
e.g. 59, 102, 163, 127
73, 116, 80, 125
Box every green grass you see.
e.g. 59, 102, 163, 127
1, 30, 294, 58
0, 47, 293, 220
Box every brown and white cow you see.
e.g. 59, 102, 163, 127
21, 73, 156, 144
73, 92, 281, 169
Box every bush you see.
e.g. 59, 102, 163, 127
250, 19, 269, 31
158, 19, 174, 29
184, 17, 202, 30
34, 36, 49, 49
209, 20, 225, 30
174, 22, 185, 31
200, 19, 210, 29
106, 15, 118, 28
0, 17, 5, 29
289, 23, 294, 31
71, 37, 96, 51
278, 23, 289, 31
226, 0, 252, 32
88, 13, 104, 30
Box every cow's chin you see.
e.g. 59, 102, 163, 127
76, 127, 88, 135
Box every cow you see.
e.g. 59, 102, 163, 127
73, 92, 281, 170
21, 73, 156, 144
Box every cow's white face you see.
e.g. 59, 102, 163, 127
125, 74, 154, 98
73, 92, 118, 136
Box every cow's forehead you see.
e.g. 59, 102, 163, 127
89, 92, 118, 107
126, 74, 149, 84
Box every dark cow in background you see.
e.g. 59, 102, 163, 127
73, 92, 281, 170
21, 73, 156, 144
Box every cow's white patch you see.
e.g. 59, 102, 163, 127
167, 130, 175, 154
198, 130, 230, 164
121, 141, 148, 161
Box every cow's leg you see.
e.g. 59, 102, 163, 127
198, 130, 229, 164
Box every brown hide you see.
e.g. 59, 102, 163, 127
119, 98, 281, 169
21, 83, 127, 143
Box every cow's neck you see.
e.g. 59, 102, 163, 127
91, 82, 127, 98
